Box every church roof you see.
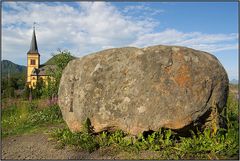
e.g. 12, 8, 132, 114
28, 27, 39, 54
31, 65, 56, 76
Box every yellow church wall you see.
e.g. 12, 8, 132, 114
27, 66, 35, 83
27, 54, 40, 83
29, 75, 53, 89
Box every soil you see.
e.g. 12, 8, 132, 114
2, 133, 77, 160
1, 125, 154, 160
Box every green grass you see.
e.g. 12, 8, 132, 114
50, 94, 239, 159
1, 102, 63, 137
1, 94, 238, 159
50, 128, 99, 153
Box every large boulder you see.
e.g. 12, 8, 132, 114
58, 45, 229, 135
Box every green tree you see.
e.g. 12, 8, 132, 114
32, 77, 45, 99
42, 49, 75, 103
15, 73, 26, 90
2, 76, 18, 98
1, 72, 27, 99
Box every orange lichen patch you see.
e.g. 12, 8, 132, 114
175, 74, 191, 87
174, 65, 192, 87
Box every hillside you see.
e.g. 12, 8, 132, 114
1, 60, 27, 78
43, 54, 76, 65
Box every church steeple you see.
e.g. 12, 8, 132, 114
28, 25, 39, 54
27, 24, 40, 87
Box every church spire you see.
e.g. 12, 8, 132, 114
28, 23, 38, 54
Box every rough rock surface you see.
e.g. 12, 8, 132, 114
58, 45, 229, 135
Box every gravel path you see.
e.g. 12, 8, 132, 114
1, 127, 126, 160
1, 132, 80, 159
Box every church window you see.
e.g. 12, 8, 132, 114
30, 59, 36, 65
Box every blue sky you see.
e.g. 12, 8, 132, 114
2, 2, 238, 80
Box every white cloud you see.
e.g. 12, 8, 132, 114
123, 3, 164, 16
130, 28, 238, 53
2, 1, 238, 73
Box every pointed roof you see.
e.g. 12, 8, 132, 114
28, 27, 39, 54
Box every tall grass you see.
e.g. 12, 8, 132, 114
1, 101, 63, 137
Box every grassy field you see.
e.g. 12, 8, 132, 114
1, 91, 239, 159
1, 99, 63, 137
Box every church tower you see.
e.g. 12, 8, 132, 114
27, 26, 40, 87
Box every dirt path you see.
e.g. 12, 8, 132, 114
2, 131, 79, 159
1, 127, 161, 160
1, 124, 117, 160
1, 126, 131, 160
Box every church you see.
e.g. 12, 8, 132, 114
26, 27, 55, 89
